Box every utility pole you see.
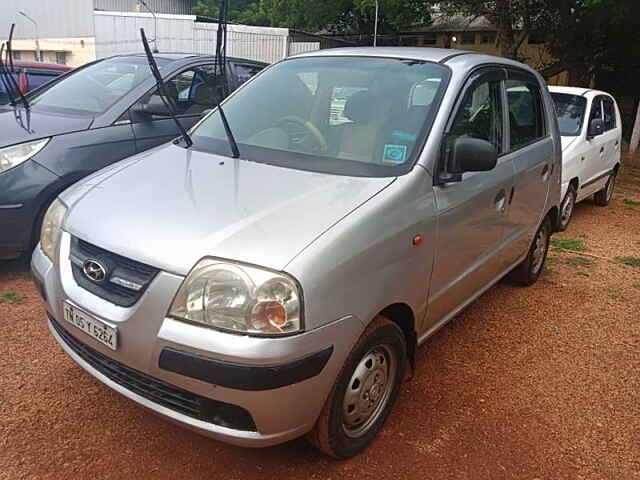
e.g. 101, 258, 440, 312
373, 0, 379, 47
139, 0, 159, 53
18, 11, 40, 62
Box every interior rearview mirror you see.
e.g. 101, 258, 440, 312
450, 136, 498, 174
132, 95, 172, 118
587, 118, 604, 139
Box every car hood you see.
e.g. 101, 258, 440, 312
560, 136, 578, 153
0, 106, 92, 146
62, 144, 394, 276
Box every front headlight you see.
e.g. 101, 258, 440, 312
0, 138, 50, 174
169, 259, 303, 336
40, 199, 67, 261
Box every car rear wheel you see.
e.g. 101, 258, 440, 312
506, 216, 551, 287
558, 184, 577, 232
308, 315, 406, 458
594, 170, 616, 206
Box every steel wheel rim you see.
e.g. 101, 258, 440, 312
560, 192, 574, 226
531, 226, 548, 274
606, 175, 615, 201
342, 344, 397, 438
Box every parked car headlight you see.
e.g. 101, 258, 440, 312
169, 259, 303, 336
0, 138, 50, 174
40, 199, 67, 261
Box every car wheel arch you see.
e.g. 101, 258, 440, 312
377, 303, 416, 373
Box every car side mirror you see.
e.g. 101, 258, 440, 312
451, 136, 498, 173
132, 95, 172, 118
587, 118, 604, 139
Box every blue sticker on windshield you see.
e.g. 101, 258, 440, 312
382, 144, 408, 165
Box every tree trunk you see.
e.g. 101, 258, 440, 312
630, 99, 640, 156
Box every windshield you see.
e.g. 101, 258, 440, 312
27, 56, 169, 115
550, 92, 587, 136
190, 56, 450, 177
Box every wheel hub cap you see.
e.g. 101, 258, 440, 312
342, 345, 397, 438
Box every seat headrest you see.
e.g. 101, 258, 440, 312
343, 91, 374, 124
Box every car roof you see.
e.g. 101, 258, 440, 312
114, 53, 267, 66
14, 61, 72, 72
291, 47, 542, 73
548, 85, 613, 98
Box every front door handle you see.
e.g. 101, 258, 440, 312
541, 164, 550, 182
494, 189, 507, 213
600, 146, 605, 154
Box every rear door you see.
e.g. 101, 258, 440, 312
580, 96, 608, 197
601, 95, 621, 173
501, 69, 554, 264
129, 63, 221, 152
427, 68, 513, 327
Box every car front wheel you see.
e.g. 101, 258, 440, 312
594, 170, 616, 206
558, 184, 577, 231
308, 315, 407, 458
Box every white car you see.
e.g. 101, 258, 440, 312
549, 86, 622, 230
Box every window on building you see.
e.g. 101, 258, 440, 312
55, 52, 66, 65
528, 31, 546, 45
460, 33, 476, 44
401, 36, 419, 47
13, 51, 21, 60
423, 33, 437, 45
506, 80, 546, 150
480, 33, 496, 44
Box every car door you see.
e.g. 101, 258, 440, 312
501, 70, 554, 264
427, 68, 513, 327
601, 95, 621, 174
129, 63, 222, 152
580, 95, 608, 198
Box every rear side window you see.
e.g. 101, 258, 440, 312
234, 63, 264, 86
28, 72, 59, 89
450, 79, 503, 153
506, 80, 545, 150
589, 98, 602, 123
602, 97, 616, 131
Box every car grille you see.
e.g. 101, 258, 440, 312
50, 316, 257, 432
70, 237, 159, 307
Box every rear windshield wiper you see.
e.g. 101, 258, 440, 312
213, 0, 240, 158
140, 28, 192, 148
3, 24, 30, 109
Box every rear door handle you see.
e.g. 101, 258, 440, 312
494, 188, 507, 213
600, 146, 605, 154
541, 164, 550, 182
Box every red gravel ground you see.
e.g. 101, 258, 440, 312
1, 166, 639, 480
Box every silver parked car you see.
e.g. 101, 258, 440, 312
32, 47, 561, 458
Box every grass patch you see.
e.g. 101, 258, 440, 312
566, 257, 594, 267
576, 271, 590, 277
623, 198, 640, 207
550, 237, 587, 252
633, 282, 640, 290
607, 288, 625, 301
0, 291, 26, 304
613, 256, 640, 267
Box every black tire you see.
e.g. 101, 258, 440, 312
506, 216, 552, 287
557, 184, 577, 232
594, 170, 616, 206
308, 316, 407, 459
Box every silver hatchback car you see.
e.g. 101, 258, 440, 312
32, 47, 561, 458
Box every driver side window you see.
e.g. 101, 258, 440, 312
450, 79, 503, 153
133, 64, 222, 119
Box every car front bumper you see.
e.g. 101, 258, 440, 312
32, 232, 364, 447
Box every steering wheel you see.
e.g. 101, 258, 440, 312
277, 115, 328, 153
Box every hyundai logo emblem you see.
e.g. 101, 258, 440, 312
83, 259, 107, 283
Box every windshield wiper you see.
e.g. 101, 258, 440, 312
140, 28, 192, 148
3, 24, 30, 109
213, 0, 240, 158
0, 43, 17, 105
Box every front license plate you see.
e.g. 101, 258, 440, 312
63, 303, 118, 350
